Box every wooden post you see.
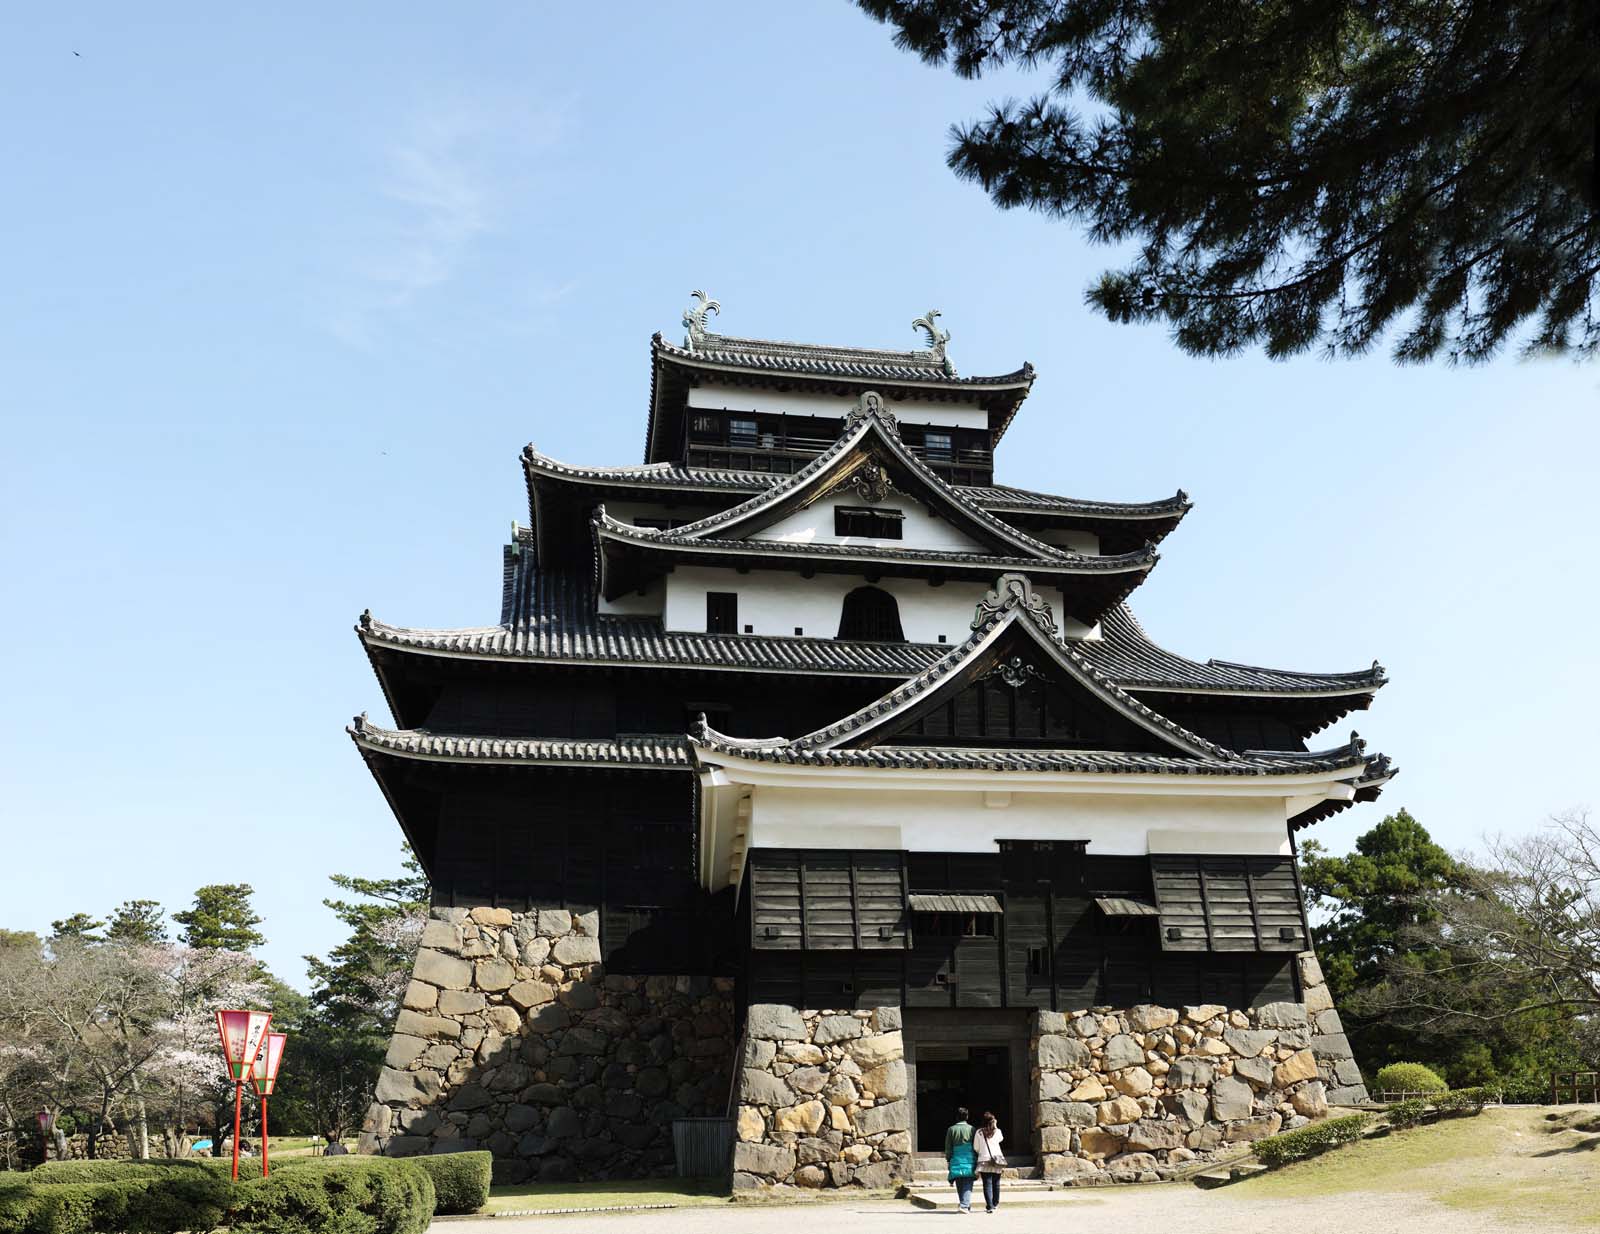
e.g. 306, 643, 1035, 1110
231, 1082, 244, 1180
260, 1096, 269, 1177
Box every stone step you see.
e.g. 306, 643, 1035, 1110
905, 1187, 1083, 1211
1192, 1162, 1268, 1189
914, 1168, 1038, 1182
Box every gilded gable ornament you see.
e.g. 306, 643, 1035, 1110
972, 572, 1058, 635
980, 656, 1045, 689
682, 289, 720, 349
848, 462, 898, 504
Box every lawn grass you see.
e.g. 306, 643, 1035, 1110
484, 1178, 731, 1214
1238, 1105, 1600, 1229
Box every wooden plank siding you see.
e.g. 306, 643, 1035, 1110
1151, 855, 1312, 953
748, 850, 909, 951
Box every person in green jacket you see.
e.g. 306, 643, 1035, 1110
944, 1106, 976, 1213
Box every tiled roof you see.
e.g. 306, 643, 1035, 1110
522, 446, 1190, 524
691, 731, 1374, 777
596, 514, 1158, 575
1083, 606, 1388, 697
612, 400, 1143, 571
760, 573, 1229, 761
656, 332, 1035, 389
359, 559, 1386, 700
349, 715, 689, 768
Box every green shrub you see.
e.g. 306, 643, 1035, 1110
1372, 1062, 1448, 1095
0, 1158, 433, 1234
1433, 1087, 1490, 1115
407, 1151, 491, 1214
1492, 1076, 1550, 1104
1255, 1113, 1372, 1167
1384, 1097, 1432, 1128
227, 1158, 434, 1234
29, 1158, 230, 1185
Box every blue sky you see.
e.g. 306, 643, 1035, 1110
3, 4, 1595, 989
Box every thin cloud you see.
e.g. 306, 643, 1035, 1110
323, 95, 569, 347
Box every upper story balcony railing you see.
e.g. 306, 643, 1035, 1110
682, 426, 993, 485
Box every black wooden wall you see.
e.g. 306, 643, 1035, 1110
741, 842, 1302, 1011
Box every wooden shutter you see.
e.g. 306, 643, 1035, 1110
750, 852, 803, 949
1151, 855, 1311, 953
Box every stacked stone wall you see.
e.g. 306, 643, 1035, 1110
359, 906, 732, 1182
1031, 954, 1367, 1183
731, 1005, 913, 1191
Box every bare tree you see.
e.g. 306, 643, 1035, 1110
1366, 809, 1600, 1051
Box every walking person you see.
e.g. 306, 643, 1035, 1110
943, 1106, 977, 1214
974, 1110, 1006, 1213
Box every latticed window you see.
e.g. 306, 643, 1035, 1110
834, 506, 904, 539
837, 585, 904, 641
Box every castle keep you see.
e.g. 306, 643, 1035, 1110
353, 295, 1389, 1186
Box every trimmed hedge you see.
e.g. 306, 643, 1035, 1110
0, 1157, 434, 1234
1254, 1113, 1372, 1167
1385, 1097, 1432, 1128
28, 1158, 231, 1184
1372, 1062, 1447, 1095
407, 1152, 491, 1215
1490, 1076, 1551, 1104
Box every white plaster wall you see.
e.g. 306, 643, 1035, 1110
597, 577, 665, 616
688, 382, 989, 430
749, 785, 1291, 856
752, 497, 987, 552
665, 566, 1093, 644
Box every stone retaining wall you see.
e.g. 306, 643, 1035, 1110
731, 1005, 914, 1191
359, 906, 733, 1182
1031, 954, 1368, 1183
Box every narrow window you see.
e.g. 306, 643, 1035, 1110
1027, 946, 1047, 977
729, 417, 758, 446
706, 592, 738, 634
837, 586, 905, 642
923, 431, 953, 462
834, 506, 904, 539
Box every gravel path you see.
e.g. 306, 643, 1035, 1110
441, 1184, 1533, 1234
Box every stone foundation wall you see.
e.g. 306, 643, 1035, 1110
731, 1005, 913, 1191
359, 906, 733, 1182
1031, 954, 1368, 1183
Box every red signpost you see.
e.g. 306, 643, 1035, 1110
215, 1009, 272, 1181
249, 1032, 288, 1177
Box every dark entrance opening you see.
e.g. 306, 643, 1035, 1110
913, 1043, 1012, 1152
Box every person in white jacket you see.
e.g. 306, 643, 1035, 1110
973, 1110, 1005, 1213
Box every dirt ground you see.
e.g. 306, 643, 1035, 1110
447, 1106, 1600, 1234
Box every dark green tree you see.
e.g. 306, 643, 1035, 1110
173, 884, 266, 952
48, 913, 105, 942
1300, 808, 1461, 1008
106, 900, 168, 946
303, 847, 429, 1025
858, 0, 1600, 361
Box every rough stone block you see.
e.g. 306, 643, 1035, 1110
536, 908, 572, 938
419, 919, 460, 950
746, 1005, 807, 1042
1185, 1004, 1227, 1023
1334, 1059, 1365, 1086
1111, 1066, 1153, 1097
862, 1059, 907, 1100
1223, 1028, 1274, 1057
1291, 1081, 1329, 1117
742, 1037, 777, 1068
506, 981, 554, 1011
1326, 1084, 1370, 1106
1042, 1154, 1101, 1180
1314, 1008, 1344, 1035
384, 1034, 428, 1069
1210, 1075, 1253, 1121
846, 1033, 902, 1068
1256, 1001, 1308, 1029
870, 1006, 902, 1033
854, 1099, 908, 1136
1038, 1125, 1074, 1153
1274, 1049, 1319, 1087
1223, 1113, 1282, 1142
1310, 1032, 1354, 1060
1126, 1005, 1179, 1032
1126, 1119, 1184, 1152
851, 1160, 902, 1190
436, 990, 486, 1016
412, 949, 472, 990
1037, 1010, 1071, 1034
395, 1010, 462, 1040
788, 1066, 828, 1095
736, 1106, 765, 1142
1165, 1091, 1209, 1126
813, 1015, 864, 1044
1038, 1072, 1069, 1101
774, 1100, 827, 1135
469, 906, 514, 927
524, 1003, 569, 1033
1303, 981, 1335, 1015
1168, 1058, 1215, 1088
1078, 1126, 1125, 1160
1235, 1056, 1274, 1087
375, 1066, 442, 1107
550, 935, 601, 966
1069, 1077, 1107, 1102
733, 1141, 795, 1178
739, 1069, 792, 1107
1097, 1095, 1141, 1124
1038, 1034, 1091, 1069
403, 981, 437, 1011
1101, 1033, 1144, 1070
